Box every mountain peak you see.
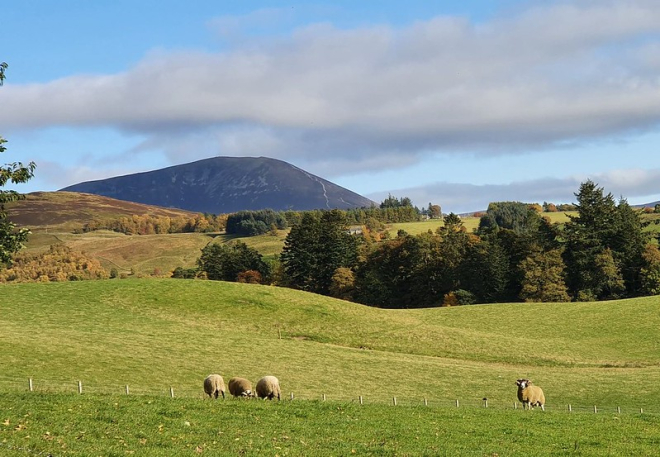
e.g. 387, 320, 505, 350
61, 156, 375, 213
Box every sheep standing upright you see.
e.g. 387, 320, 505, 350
204, 374, 226, 399
256, 376, 281, 400
228, 377, 254, 398
516, 378, 545, 411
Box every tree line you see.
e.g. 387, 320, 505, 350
193, 180, 660, 307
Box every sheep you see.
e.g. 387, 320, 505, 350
203, 374, 226, 399
256, 375, 281, 400
228, 377, 254, 398
516, 378, 545, 411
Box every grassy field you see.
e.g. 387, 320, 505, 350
2, 279, 659, 454
2, 393, 658, 456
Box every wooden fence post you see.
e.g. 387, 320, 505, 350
125, 385, 130, 395
594, 405, 598, 414
424, 398, 428, 406
322, 394, 326, 401
483, 398, 488, 408
359, 396, 363, 405
455, 399, 459, 408
568, 404, 572, 412
392, 397, 397, 406
170, 387, 174, 398
28, 378, 33, 392
78, 380, 83, 394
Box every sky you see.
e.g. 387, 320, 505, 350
2, 0, 660, 213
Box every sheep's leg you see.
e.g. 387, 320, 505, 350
540, 404, 545, 411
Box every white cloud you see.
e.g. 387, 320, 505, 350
369, 167, 660, 213
4, 0, 660, 203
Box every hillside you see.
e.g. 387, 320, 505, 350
61, 156, 376, 213
5, 191, 199, 232
2, 279, 659, 411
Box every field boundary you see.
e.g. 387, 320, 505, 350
1, 375, 656, 415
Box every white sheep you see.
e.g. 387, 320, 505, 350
204, 374, 226, 399
256, 375, 281, 400
516, 378, 545, 411
228, 377, 254, 398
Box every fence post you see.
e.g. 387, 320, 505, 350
125, 385, 130, 395
359, 396, 363, 405
483, 398, 488, 408
170, 387, 174, 398
322, 394, 326, 401
455, 399, 459, 408
28, 378, 33, 392
568, 404, 572, 412
594, 405, 598, 414
617, 406, 621, 414
78, 380, 83, 394
424, 398, 428, 406
640, 408, 644, 414
393, 397, 397, 406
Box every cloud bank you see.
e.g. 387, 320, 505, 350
3, 0, 660, 210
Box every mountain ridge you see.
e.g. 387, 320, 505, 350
61, 156, 376, 214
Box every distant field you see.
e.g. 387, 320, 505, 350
2, 279, 659, 455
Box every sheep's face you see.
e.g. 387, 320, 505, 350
516, 379, 530, 389
242, 390, 252, 397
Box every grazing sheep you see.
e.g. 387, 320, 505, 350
516, 378, 545, 411
204, 374, 226, 399
256, 375, 281, 400
228, 377, 254, 398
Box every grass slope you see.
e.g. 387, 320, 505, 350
2, 279, 659, 455
2, 279, 659, 410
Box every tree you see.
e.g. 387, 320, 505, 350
197, 241, 270, 283
1, 62, 37, 265
518, 248, 570, 302
563, 181, 649, 299
280, 210, 359, 295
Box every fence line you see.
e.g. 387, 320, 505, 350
0, 376, 656, 415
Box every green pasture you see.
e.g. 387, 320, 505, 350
2, 279, 660, 455
2, 280, 659, 409
2, 393, 658, 456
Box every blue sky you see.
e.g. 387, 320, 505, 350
2, 0, 660, 212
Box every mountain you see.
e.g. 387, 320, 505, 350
61, 156, 376, 213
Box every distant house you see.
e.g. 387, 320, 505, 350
348, 226, 363, 235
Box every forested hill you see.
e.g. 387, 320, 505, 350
61, 156, 375, 213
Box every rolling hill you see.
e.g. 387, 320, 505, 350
61, 156, 376, 213
5, 191, 200, 233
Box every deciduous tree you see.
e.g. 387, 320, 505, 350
1, 62, 36, 265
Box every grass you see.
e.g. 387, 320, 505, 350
2, 279, 660, 454
2, 393, 658, 456
2, 280, 660, 408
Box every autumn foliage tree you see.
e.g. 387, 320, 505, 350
0, 244, 109, 282
1, 62, 36, 265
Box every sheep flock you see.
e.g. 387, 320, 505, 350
206, 374, 547, 411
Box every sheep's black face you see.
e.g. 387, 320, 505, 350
516, 379, 529, 389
